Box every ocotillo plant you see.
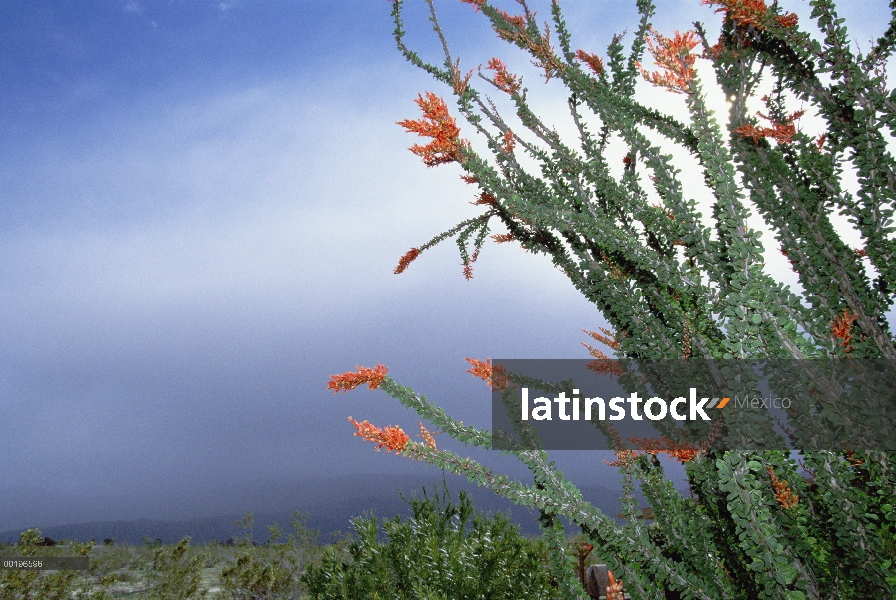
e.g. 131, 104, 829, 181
331, 0, 896, 598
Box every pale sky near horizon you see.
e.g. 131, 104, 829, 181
2, 0, 893, 526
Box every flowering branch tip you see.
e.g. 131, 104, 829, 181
328, 364, 389, 393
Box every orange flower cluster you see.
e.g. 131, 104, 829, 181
575, 49, 604, 75
603, 426, 638, 467
502, 130, 516, 153
494, 10, 526, 39
451, 59, 474, 95
831, 309, 859, 353
462, 248, 480, 280
636, 27, 699, 95
776, 13, 799, 28
583, 327, 622, 375
464, 357, 510, 390
584, 327, 620, 349
461, 0, 526, 33
628, 436, 699, 463
466, 357, 492, 383
327, 364, 389, 393
604, 449, 638, 467
460, 174, 480, 184
471, 192, 497, 206
460, 0, 485, 13
487, 58, 521, 94
734, 110, 804, 144
463, 2, 562, 81
586, 358, 624, 377
767, 466, 799, 509
701, 0, 798, 31
491, 233, 515, 243
394, 247, 420, 274
396, 92, 470, 167
348, 416, 409, 454
419, 422, 437, 451
491, 364, 510, 390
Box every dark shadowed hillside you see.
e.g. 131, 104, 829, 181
1, 473, 635, 546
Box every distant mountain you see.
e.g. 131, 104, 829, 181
0, 473, 631, 546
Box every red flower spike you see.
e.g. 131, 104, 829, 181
466, 357, 492, 383
604, 449, 638, 467
502, 130, 516, 153
702, 0, 797, 31
451, 59, 474, 95
775, 13, 799, 28
496, 10, 525, 36
575, 49, 604, 75
702, 0, 768, 29
734, 110, 804, 144
396, 92, 470, 167
831, 309, 859, 352
491, 233, 515, 243
328, 364, 389, 393
767, 466, 799, 509
472, 192, 497, 206
584, 327, 620, 349
460, 0, 484, 13
462, 248, 480, 280
628, 436, 699, 463
394, 247, 421, 274
465, 357, 509, 390
636, 27, 699, 95
603, 425, 638, 466
487, 58, 521, 94
419, 422, 437, 451
348, 416, 409, 453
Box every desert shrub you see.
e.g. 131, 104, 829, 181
144, 536, 208, 599
219, 551, 299, 600
301, 482, 555, 600
0, 528, 114, 600
218, 510, 318, 599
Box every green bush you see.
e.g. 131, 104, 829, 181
218, 511, 317, 599
301, 482, 556, 600
0, 528, 114, 600
145, 537, 208, 599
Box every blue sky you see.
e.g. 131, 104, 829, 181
2, 0, 893, 529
